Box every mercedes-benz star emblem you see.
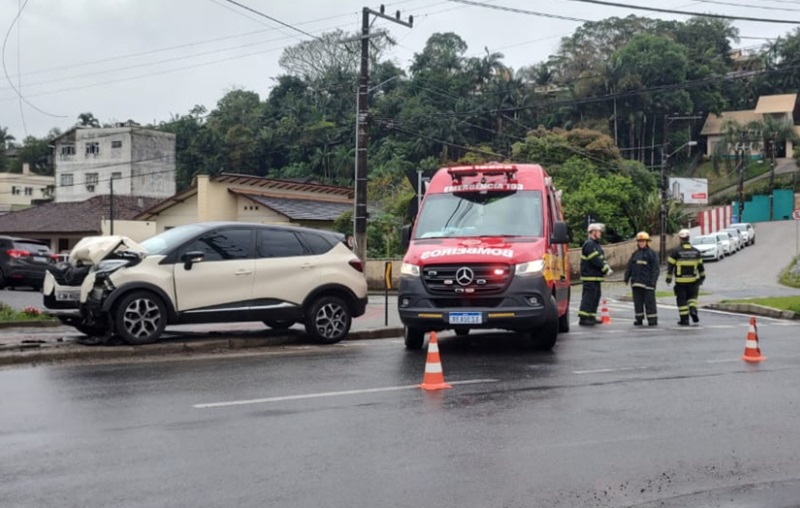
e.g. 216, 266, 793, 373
455, 267, 474, 286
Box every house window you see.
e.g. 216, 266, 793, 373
61, 173, 73, 186
85, 173, 99, 191
11, 186, 20, 195
60, 144, 75, 160
85, 142, 100, 157
111, 141, 122, 148
24, 187, 33, 196
111, 140, 122, 159
111, 172, 122, 180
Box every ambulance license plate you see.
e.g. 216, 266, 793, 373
449, 312, 482, 325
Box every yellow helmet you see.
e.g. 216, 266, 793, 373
635, 231, 651, 241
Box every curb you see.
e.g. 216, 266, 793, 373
704, 302, 798, 320
0, 320, 61, 329
0, 326, 404, 367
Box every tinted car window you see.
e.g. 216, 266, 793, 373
299, 232, 334, 255
13, 240, 50, 253
257, 229, 305, 258
181, 228, 252, 261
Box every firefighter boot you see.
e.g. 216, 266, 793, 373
690, 307, 699, 323
647, 318, 657, 327
633, 319, 643, 326
678, 317, 690, 326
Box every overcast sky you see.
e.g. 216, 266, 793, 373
0, 0, 796, 139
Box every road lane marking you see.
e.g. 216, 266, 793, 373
573, 367, 649, 374
193, 379, 499, 409
706, 359, 741, 364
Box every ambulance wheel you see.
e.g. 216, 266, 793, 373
530, 296, 559, 351
404, 326, 425, 350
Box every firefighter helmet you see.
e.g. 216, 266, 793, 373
678, 229, 691, 239
636, 231, 651, 241
587, 223, 605, 233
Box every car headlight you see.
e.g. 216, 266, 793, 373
400, 262, 420, 276
515, 260, 545, 275
91, 259, 130, 276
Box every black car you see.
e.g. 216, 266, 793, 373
0, 236, 55, 290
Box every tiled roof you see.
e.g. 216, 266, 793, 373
0, 195, 163, 235
233, 191, 352, 221
755, 94, 797, 114
700, 110, 763, 136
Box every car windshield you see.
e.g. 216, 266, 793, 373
140, 224, 209, 255
414, 190, 543, 239
691, 236, 716, 245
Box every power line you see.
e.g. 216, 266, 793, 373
558, 0, 800, 23
220, 0, 321, 40
696, 0, 800, 11
448, 0, 590, 22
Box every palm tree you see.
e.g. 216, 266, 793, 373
0, 126, 14, 172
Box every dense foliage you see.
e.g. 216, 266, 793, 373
4, 15, 800, 255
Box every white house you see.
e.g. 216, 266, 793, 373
53, 122, 176, 203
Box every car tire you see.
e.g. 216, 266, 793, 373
74, 323, 109, 337
0, 268, 6, 290
263, 319, 295, 330
304, 295, 351, 344
454, 327, 470, 336
113, 290, 167, 345
404, 326, 425, 350
557, 291, 570, 333
529, 295, 559, 351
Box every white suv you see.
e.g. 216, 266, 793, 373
46, 222, 368, 345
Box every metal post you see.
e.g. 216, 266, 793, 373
354, 7, 370, 263
109, 175, 114, 235
416, 168, 423, 211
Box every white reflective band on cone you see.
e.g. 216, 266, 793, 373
425, 363, 443, 374
746, 340, 759, 349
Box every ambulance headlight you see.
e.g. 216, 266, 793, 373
515, 260, 545, 276
400, 262, 420, 277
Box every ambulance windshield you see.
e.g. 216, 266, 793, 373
414, 190, 543, 239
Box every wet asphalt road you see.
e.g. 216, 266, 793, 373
2, 309, 800, 508
2, 221, 800, 507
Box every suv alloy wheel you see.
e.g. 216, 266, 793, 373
113, 290, 167, 345
304, 295, 352, 344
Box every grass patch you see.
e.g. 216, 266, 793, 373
720, 296, 800, 314
0, 303, 54, 323
695, 159, 770, 195
779, 255, 800, 289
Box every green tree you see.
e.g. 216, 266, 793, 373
77, 112, 100, 127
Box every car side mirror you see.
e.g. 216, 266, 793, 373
401, 224, 412, 251
181, 251, 205, 270
550, 221, 569, 244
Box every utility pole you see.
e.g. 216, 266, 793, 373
736, 143, 746, 223
769, 139, 776, 221
353, 5, 412, 263
659, 115, 669, 265
659, 113, 703, 264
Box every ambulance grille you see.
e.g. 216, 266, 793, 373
421, 264, 513, 295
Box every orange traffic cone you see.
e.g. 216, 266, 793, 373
419, 332, 451, 391
600, 299, 611, 324
741, 316, 766, 362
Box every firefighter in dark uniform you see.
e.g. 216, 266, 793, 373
624, 231, 660, 326
666, 229, 706, 326
578, 223, 612, 326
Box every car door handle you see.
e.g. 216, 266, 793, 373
234, 269, 253, 276
301, 263, 314, 270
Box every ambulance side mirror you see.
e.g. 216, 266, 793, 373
401, 224, 412, 250
550, 221, 569, 244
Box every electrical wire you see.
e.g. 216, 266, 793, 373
558, 0, 800, 23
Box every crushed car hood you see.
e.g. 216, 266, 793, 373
69, 235, 147, 265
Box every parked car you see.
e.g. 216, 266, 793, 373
714, 231, 734, 257
45, 222, 368, 345
722, 227, 745, 252
730, 222, 755, 246
0, 236, 55, 290
690, 234, 723, 261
